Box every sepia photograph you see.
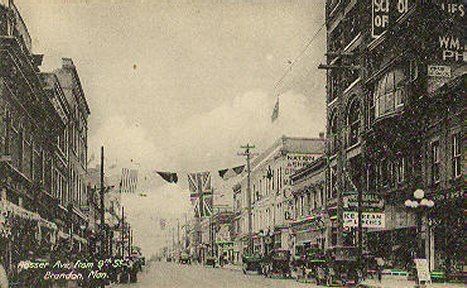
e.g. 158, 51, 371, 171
0, 0, 464, 287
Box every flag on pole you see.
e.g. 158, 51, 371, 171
271, 97, 279, 122
155, 171, 178, 183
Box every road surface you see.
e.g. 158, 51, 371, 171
112, 261, 316, 288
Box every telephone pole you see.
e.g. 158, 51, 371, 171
100, 146, 106, 258
238, 144, 257, 255
121, 206, 125, 256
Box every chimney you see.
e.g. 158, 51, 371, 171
62, 58, 74, 68
319, 132, 325, 139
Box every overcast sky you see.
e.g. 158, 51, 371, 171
18, 0, 326, 256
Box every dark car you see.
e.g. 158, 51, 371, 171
179, 252, 191, 264
262, 249, 291, 278
242, 254, 263, 274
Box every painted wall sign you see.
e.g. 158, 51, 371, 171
372, 0, 413, 38
343, 212, 385, 228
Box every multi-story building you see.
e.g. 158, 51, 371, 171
233, 135, 325, 258
0, 1, 92, 279
54, 58, 90, 215
289, 156, 327, 261
324, 0, 464, 274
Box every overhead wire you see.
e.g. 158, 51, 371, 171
272, 22, 326, 98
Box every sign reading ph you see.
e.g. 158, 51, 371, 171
372, 0, 412, 38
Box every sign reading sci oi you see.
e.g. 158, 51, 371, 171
343, 212, 385, 229
372, 0, 413, 38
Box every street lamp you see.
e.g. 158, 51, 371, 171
404, 189, 434, 285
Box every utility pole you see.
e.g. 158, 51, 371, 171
177, 219, 180, 255
127, 225, 132, 256
100, 146, 106, 258
319, 52, 364, 272
121, 206, 125, 256
238, 144, 257, 255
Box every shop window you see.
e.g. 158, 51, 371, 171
431, 141, 440, 184
374, 68, 406, 119
452, 133, 461, 179
396, 157, 405, 184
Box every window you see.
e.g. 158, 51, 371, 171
396, 157, 405, 184
347, 99, 361, 146
452, 133, 461, 179
431, 141, 440, 184
374, 68, 406, 118
330, 166, 338, 198
329, 112, 339, 154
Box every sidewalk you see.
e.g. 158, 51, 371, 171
358, 275, 465, 288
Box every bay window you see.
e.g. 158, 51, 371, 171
374, 68, 406, 118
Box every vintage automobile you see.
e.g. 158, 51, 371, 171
205, 255, 216, 267
242, 254, 263, 274
179, 252, 191, 264
262, 249, 291, 278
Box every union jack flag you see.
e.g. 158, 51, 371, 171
188, 172, 212, 217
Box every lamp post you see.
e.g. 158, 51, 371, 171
404, 189, 434, 258
404, 189, 434, 286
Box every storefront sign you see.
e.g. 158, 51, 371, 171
343, 212, 385, 228
343, 193, 384, 210
284, 153, 319, 185
427, 65, 451, 77
414, 258, 432, 283
372, 0, 414, 38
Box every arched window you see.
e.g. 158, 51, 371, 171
347, 98, 361, 146
374, 68, 405, 118
329, 111, 339, 154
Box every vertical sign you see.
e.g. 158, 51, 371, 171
414, 259, 432, 283
372, 0, 412, 38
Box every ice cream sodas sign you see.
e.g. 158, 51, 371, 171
343, 212, 385, 229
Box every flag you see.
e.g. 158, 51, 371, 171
218, 165, 245, 180
218, 168, 229, 179
159, 218, 167, 230
271, 97, 279, 122
232, 165, 245, 175
129, 169, 138, 193
187, 172, 212, 217
155, 171, 178, 183
120, 168, 129, 193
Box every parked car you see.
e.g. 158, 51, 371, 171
242, 254, 263, 274
262, 249, 291, 278
179, 252, 191, 264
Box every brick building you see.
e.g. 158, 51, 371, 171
323, 0, 464, 274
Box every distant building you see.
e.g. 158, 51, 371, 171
289, 156, 327, 261
232, 135, 325, 257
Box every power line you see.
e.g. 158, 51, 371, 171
272, 22, 326, 97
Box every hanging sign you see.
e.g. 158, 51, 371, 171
343, 212, 385, 228
427, 65, 451, 77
